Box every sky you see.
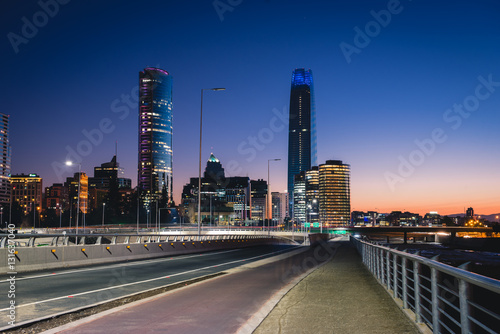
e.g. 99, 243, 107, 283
2, 0, 500, 216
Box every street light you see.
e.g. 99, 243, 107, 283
102, 203, 106, 227
198, 87, 225, 236
266, 158, 281, 235
66, 161, 81, 242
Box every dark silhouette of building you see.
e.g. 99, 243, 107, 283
89, 155, 131, 190
288, 68, 317, 217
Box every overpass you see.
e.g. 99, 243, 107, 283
1, 226, 498, 333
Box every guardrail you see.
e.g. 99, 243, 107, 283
1, 233, 288, 273
0, 233, 267, 248
351, 236, 500, 334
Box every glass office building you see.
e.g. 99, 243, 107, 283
318, 160, 350, 227
287, 68, 317, 217
0, 113, 10, 205
138, 68, 173, 206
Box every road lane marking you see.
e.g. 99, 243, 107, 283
0, 249, 242, 283
0, 246, 300, 312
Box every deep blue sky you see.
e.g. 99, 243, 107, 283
2, 0, 500, 214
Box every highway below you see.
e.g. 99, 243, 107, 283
0, 244, 302, 330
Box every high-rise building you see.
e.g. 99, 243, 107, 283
138, 67, 173, 207
250, 179, 267, 223
305, 167, 319, 224
293, 172, 306, 223
89, 155, 131, 190
65, 172, 88, 215
44, 183, 64, 215
318, 160, 350, 227
0, 113, 10, 206
272, 192, 289, 226
11, 174, 42, 216
287, 68, 317, 216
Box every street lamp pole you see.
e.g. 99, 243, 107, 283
267, 158, 281, 235
198, 87, 225, 236
102, 202, 106, 227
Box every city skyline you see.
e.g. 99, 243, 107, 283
3, 1, 500, 216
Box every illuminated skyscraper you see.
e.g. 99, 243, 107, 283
305, 166, 319, 224
0, 113, 10, 206
319, 160, 350, 227
138, 68, 173, 207
287, 68, 317, 217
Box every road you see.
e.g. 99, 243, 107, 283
46, 241, 338, 334
0, 244, 299, 329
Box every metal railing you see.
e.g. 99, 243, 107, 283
351, 236, 500, 334
0, 233, 274, 248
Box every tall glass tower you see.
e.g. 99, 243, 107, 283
287, 68, 317, 217
138, 68, 173, 207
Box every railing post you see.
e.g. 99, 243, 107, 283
402, 257, 408, 309
376, 248, 381, 280
386, 251, 391, 291
431, 267, 440, 333
393, 253, 398, 298
413, 260, 422, 323
459, 279, 470, 334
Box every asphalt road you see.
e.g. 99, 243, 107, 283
0, 244, 299, 329
47, 241, 338, 334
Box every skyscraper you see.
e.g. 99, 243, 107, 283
0, 113, 10, 206
287, 68, 317, 217
138, 68, 173, 207
318, 160, 350, 227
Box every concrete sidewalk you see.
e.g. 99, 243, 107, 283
254, 241, 421, 334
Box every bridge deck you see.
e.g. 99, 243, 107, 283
255, 241, 422, 334
44, 241, 422, 334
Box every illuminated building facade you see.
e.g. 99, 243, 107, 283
44, 183, 64, 215
293, 172, 306, 223
0, 113, 10, 205
318, 160, 350, 227
272, 192, 288, 226
138, 67, 173, 207
10, 174, 43, 215
250, 179, 267, 223
65, 172, 88, 214
288, 68, 317, 216
305, 167, 319, 224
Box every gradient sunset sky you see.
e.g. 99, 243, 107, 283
2, 0, 500, 215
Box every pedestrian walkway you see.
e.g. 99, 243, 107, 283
253, 241, 421, 334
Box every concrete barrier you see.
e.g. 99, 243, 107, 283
0, 236, 276, 273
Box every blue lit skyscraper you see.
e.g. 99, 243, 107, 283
138, 68, 173, 206
287, 68, 317, 217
